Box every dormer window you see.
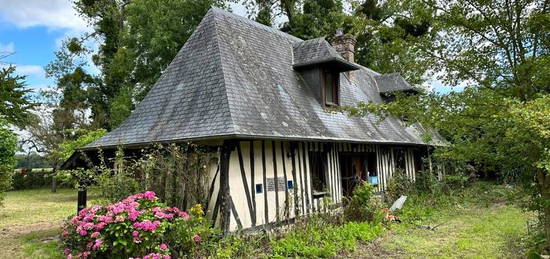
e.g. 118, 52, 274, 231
323, 71, 339, 106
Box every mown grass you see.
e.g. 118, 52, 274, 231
375, 181, 534, 258
0, 188, 99, 259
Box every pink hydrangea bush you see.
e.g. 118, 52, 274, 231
61, 191, 214, 259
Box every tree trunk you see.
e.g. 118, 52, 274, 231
537, 171, 550, 249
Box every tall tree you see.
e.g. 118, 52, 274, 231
66, 0, 232, 130
346, 0, 550, 248
0, 66, 34, 127
0, 119, 16, 206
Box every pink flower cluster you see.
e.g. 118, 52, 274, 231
62, 191, 195, 259
133, 220, 161, 231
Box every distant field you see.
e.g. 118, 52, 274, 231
0, 188, 99, 258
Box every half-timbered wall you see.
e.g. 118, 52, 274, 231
207, 140, 420, 232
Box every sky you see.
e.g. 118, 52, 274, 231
0, 0, 458, 94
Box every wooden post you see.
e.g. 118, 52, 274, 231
51, 168, 57, 193
219, 140, 236, 234
77, 187, 87, 213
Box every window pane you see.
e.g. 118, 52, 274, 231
325, 73, 334, 104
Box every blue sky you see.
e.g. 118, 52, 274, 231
0, 1, 457, 94
0, 0, 93, 91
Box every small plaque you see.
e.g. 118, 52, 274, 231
266, 177, 287, 192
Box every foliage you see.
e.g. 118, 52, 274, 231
271, 217, 384, 258
11, 168, 54, 190
385, 169, 413, 203
88, 144, 217, 210
343, 0, 550, 247
0, 119, 17, 206
343, 182, 384, 223
0, 66, 34, 127
61, 191, 213, 258
54, 129, 106, 162
46, 0, 232, 131
246, 0, 434, 84
15, 152, 49, 169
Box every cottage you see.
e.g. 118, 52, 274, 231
66, 7, 443, 233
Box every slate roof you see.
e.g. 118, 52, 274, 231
375, 73, 419, 94
292, 38, 360, 71
86, 7, 444, 149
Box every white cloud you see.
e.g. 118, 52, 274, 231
0, 63, 47, 85
14, 64, 45, 78
0, 42, 15, 53
0, 0, 90, 31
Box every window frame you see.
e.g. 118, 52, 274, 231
322, 70, 340, 106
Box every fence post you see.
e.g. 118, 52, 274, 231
77, 187, 87, 213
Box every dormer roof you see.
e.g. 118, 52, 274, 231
375, 73, 420, 94
292, 38, 360, 72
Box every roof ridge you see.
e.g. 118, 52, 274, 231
210, 8, 238, 135
209, 6, 303, 42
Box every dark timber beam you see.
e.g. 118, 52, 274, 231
77, 186, 87, 213
219, 140, 237, 234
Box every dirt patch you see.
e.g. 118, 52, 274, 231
0, 220, 62, 239
0, 220, 62, 259
336, 233, 404, 258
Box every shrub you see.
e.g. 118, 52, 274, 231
344, 182, 384, 223
11, 169, 53, 190
385, 169, 413, 202
89, 144, 216, 209
61, 191, 214, 258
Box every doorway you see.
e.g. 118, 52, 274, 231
339, 152, 377, 197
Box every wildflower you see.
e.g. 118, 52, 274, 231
78, 229, 87, 236
177, 211, 190, 220
82, 222, 95, 230
128, 209, 140, 221
193, 234, 201, 243
143, 191, 156, 200
63, 248, 71, 255
91, 232, 100, 238
95, 222, 107, 231
190, 204, 203, 215
93, 239, 103, 250
159, 243, 168, 251
62, 231, 69, 238
132, 230, 140, 237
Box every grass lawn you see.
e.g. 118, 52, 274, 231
349, 182, 535, 258
0, 182, 535, 258
0, 188, 99, 259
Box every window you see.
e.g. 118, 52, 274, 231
323, 71, 339, 106
393, 148, 406, 171
309, 151, 328, 192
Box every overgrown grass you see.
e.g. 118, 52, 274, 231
375, 181, 534, 258
271, 220, 384, 258
0, 188, 99, 258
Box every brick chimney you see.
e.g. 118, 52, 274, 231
330, 28, 357, 64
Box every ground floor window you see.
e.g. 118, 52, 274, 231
393, 148, 406, 171
308, 151, 328, 193
339, 152, 377, 196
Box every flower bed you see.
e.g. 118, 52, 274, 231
61, 191, 212, 259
